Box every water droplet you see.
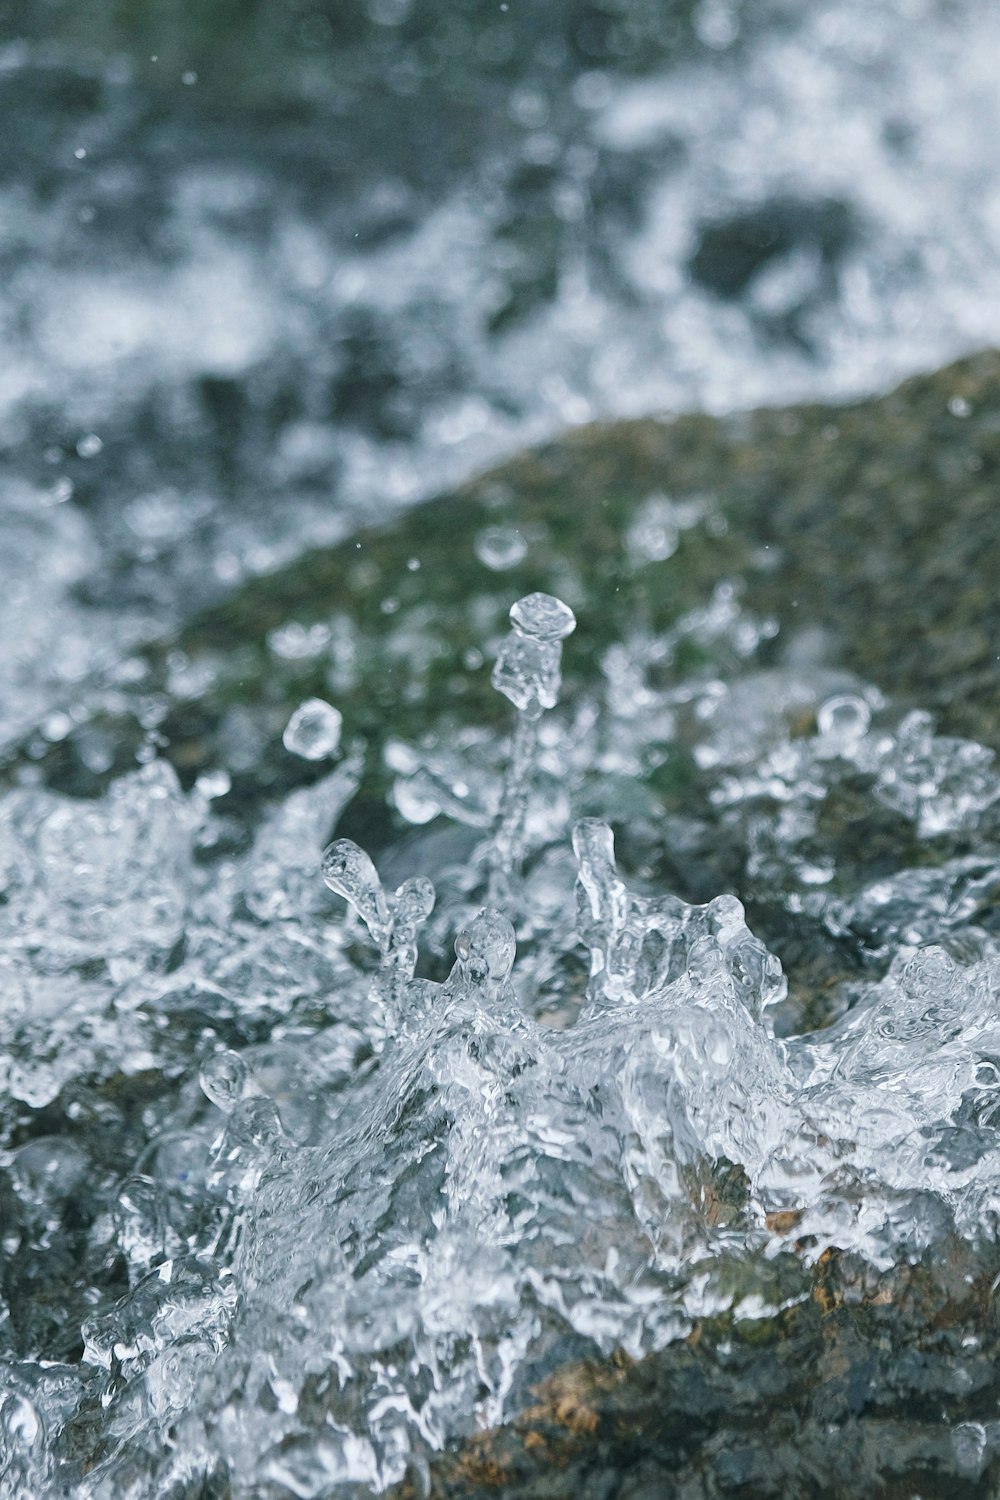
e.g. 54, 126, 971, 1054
492, 594, 576, 718
475, 525, 528, 571
816, 692, 871, 750
200, 1051, 249, 1113
626, 497, 680, 563
283, 698, 343, 760
509, 592, 576, 643
322, 838, 391, 944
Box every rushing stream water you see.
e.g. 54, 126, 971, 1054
4, 2, 1000, 1495
6, 582, 1000, 1493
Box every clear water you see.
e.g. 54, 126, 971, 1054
4, 589, 1000, 1494
5, 1, 1000, 1491
3, 1, 1000, 648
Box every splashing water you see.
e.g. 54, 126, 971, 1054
5, 587, 1000, 1494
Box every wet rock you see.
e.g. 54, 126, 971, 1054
390, 1240, 1000, 1499
158, 348, 1000, 755
12, 353, 1000, 993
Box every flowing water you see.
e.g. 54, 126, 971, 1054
4, 2, 1000, 1495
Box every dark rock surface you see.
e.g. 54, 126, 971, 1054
390, 1240, 1000, 1498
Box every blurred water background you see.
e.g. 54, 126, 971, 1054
3, 0, 1000, 631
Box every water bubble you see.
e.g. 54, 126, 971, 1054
283, 698, 343, 760
200, 1050, 249, 1113
626, 496, 681, 563
474, 525, 528, 571
816, 692, 871, 747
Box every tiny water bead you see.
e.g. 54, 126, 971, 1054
474, 524, 528, 571
625, 494, 682, 563
509, 591, 577, 643
816, 691, 871, 748
282, 697, 343, 760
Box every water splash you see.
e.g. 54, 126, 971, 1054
5, 589, 1000, 1494
488, 592, 576, 906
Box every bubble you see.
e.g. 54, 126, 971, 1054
626, 497, 680, 563
283, 698, 343, 760
200, 1050, 249, 1113
474, 525, 528, 571
816, 692, 871, 745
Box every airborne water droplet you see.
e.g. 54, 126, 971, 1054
283, 698, 343, 760
509, 591, 576, 643
816, 692, 870, 748
474, 525, 528, 571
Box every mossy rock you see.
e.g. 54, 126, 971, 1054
16, 350, 1000, 913
29, 345, 989, 1020
167, 346, 1000, 753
